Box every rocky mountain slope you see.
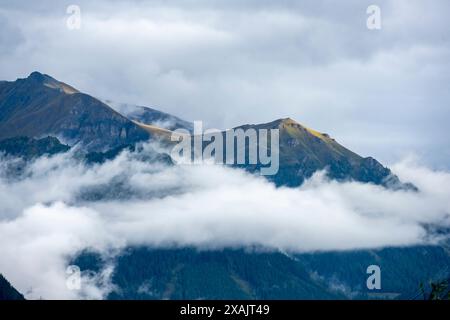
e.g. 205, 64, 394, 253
0, 72, 149, 151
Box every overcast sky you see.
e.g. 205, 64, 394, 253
0, 0, 449, 167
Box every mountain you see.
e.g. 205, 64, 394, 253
74, 248, 343, 300
0, 72, 407, 188
0, 72, 442, 300
0, 136, 70, 160
0, 274, 25, 300
0, 72, 149, 151
74, 244, 450, 300
230, 118, 412, 188
0, 136, 71, 178
106, 101, 193, 132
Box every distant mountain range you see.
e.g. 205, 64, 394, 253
0, 72, 412, 188
106, 101, 194, 132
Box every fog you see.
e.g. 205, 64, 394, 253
0, 147, 449, 299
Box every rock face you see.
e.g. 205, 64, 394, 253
0, 72, 149, 151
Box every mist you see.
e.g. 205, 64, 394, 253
0, 147, 449, 299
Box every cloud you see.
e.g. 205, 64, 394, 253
0, 0, 449, 299
0, 202, 115, 299
0, 146, 449, 299
0, 0, 449, 166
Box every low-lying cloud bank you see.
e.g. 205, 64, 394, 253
0, 148, 449, 299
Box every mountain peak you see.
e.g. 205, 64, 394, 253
279, 117, 297, 124
0, 72, 149, 150
237, 118, 332, 142
25, 71, 79, 94
276, 118, 333, 139
271, 118, 299, 127
27, 71, 54, 82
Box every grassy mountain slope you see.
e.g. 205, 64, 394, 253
234, 118, 413, 188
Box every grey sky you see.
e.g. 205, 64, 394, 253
0, 0, 449, 167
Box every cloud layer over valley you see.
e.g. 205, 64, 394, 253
0, 147, 449, 299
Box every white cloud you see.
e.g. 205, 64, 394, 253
0, 0, 449, 299
0, 147, 449, 299
0, 202, 115, 299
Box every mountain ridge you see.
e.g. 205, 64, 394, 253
0, 72, 413, 188
233, 117, 412, 188
106, 101, 193, 132
0, 72, 150, 151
